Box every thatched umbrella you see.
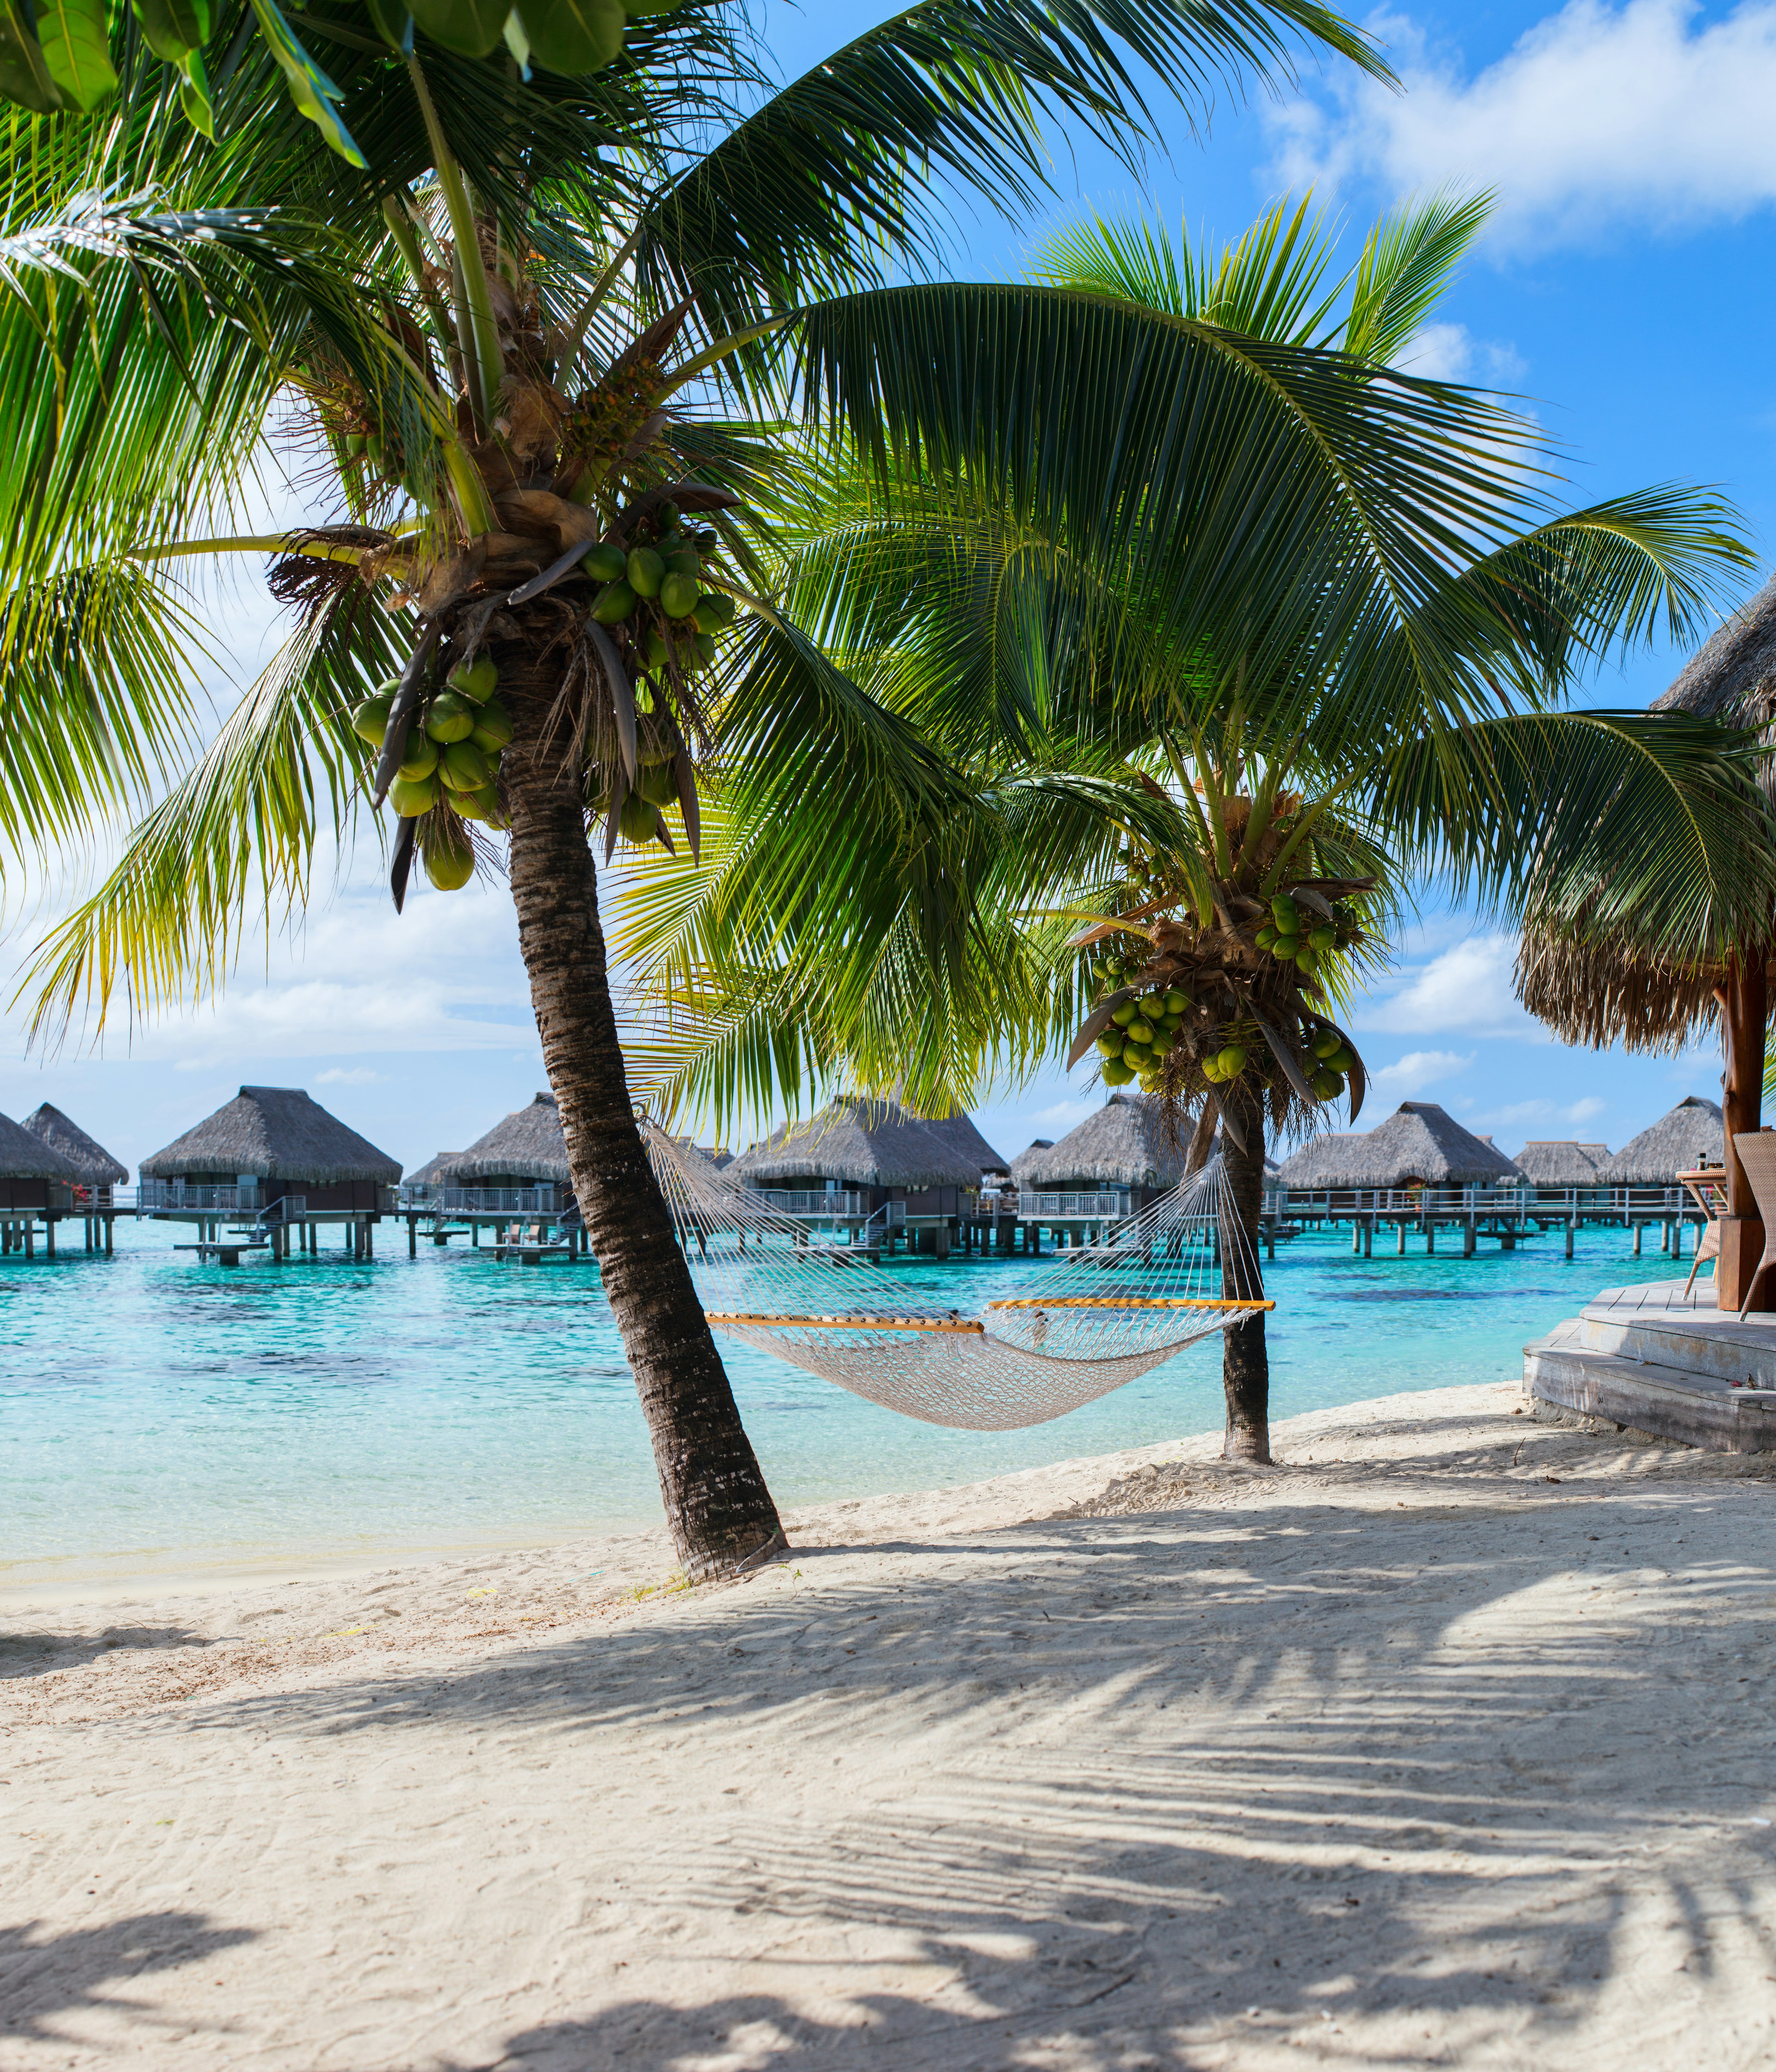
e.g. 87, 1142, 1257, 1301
1511, 1138, 1611, 1189
1602, 1096, 1723, 1185
1516, 571, 1776, 1299
1019, 1095, 1185, 1201
1275, 1103, 1522, 1189
141, 1085, 400, 1208
21, 1103, 127, 1196
727, 1096, 980, 1192
449, 1092, 572, 1186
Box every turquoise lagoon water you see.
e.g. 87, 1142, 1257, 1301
1, 1214, 1676, 1593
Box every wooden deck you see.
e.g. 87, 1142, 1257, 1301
1523, 1279, 1776, 1452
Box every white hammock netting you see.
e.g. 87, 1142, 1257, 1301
640, 1122, 1271, 1431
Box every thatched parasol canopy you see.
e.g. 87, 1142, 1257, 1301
1517, 571, 1776, 1052
1510, 1139, 1611, 1187
1275, 1103, 1523, 1188
140, 1086, 400, 1184
1019, 1096, 1185, 1190
21, 1102, 126, 1184
728, 1097, 981, 1190
449, 1093, 571, 1184
0, 1109, 84, 1182
1601, 1096, 1723, 1185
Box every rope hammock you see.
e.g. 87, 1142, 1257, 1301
640, 1122, 1270, 1431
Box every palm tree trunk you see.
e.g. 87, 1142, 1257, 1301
1219, 1082, 1270, 1463
499, 647, 785, 1579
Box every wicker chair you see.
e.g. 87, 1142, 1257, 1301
1729, 1132, 1776, 1319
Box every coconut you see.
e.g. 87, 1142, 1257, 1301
449, 655, 499, 703
424, 692, 475, 744
469, 699, 513, 752
352, 691, 395, 746
398, 734, 439, 781
618, 793, 660, 843
389, 773, 438, 816
440, 741, 492, 792
423, 832, 476, 890
627, 547, 665, 599
591, 580, 635, 625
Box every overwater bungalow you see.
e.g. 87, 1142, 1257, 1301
1276, 1102, 1522, 1191
1009, 1139, 1053, 1185
916, 1110, 1011, 1185
1511, 1138, 1613, 1197
138, 1085, 401, 1260
1018, 1095, 1184, 1237
398, 1092, 589, 1257
0, 1110, 83, 1258
1602, 1097, 1723, 1187
22, 1102, 127, 1213
728, 1095, 981, 1252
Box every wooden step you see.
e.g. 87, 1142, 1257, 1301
1524, 1328, 1776, 1453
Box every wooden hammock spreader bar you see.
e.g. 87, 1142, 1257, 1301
984, 1296, 1276, 1312
708, 1311, 987, 1334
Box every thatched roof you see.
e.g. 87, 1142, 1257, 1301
21, 1102, 127, 1184
1009, 1139, 1054, 1183
0, 1109, 83, 1183
728, 1097, 981, 1189
912, 1109, 1010, 1179
1511, 1138, 1612, 1187
1602, 1096, 1723, 1185
1517, 574, 1776, 1053
1275, 1102, 1523, 1188
139, 1086, 400, 1184
405, 1151, 460, 1186
449, 1093, 571, 1184
1019, 1096, 1186, 1190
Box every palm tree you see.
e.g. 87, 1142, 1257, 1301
611, 193, 1776, 1464
2, 0, 1424, 1574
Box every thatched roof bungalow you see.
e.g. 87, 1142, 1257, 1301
1018, 1095, 1185, 1207
21, 1103, 127, 1203
140, 1085, 400, 1212
1511, 1139, 1612, 1191
914, 1110, 1010, 1181
0, 1110, 82, 1213
449, 1092, 572, 1188
728, 1096, 981, 1220
1602, 1097, 1724, 1186
403, 1151, 461, 1188
1276, 1103, 1523, 1191
1009, 1139, 1053, 1184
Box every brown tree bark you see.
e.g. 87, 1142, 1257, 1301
1718, 946, 1770, 1310
1218, 1082, 1270, 1462
498, 645, 785, 1579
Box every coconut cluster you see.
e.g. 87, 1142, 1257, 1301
353, 655, 510, 891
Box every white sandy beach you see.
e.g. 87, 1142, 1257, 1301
4, 1379, 1776, 2069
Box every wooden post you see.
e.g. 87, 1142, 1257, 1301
1718, 949, 1770, 1309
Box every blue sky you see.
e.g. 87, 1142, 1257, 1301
1, 0, 1769, 1175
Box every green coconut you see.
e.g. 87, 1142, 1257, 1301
1311, 1030, 1341, 1060
590, 580, 635, 625
1125, 1017, 1153, 1046
449, 654, 498, 703
423, 832, 476, 891
585, 543, 627, 585
692, 592, 735, 635
693, 631, 717, 667
1270, 893, 1301, 934
469, 699, 513, 752
638, 761, 678, 806
627, 547, 665, 599
424, 692, 475, 744
1101, 1059, 1135, 1087
439, 741, 492, 792
389, 773, 438, 816
398, 733, 439, 782
515, 0, 624, 74
352, 690, 395, 747
1094, 1033, 1123, 1058
618, 792, 661, 842
1310, 1067, 1345, 1101
1216, 1044, 1248, 1078
1309, 925, 1336, 952
1110, 1002, 1138, 1027
660, 570, 699, 619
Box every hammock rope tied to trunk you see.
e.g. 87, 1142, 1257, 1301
640, 1121, 1271, 1431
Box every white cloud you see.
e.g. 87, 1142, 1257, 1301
1391, 322, 1526, 384
314, 1066, 384, 1085
1355, 933, 1542, 1037
1369, 1047, 1474, 1097
1267, 0, 1776, 247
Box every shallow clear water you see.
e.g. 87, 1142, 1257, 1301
0, 1213, 1676, 1590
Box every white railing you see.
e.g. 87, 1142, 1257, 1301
137, 1180, 258, 1212
757, 1189, 872, 1217
1018, 1191, 1132, 1220
1277, 1184, 1708, 1217
400, 1184, 566, 1215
